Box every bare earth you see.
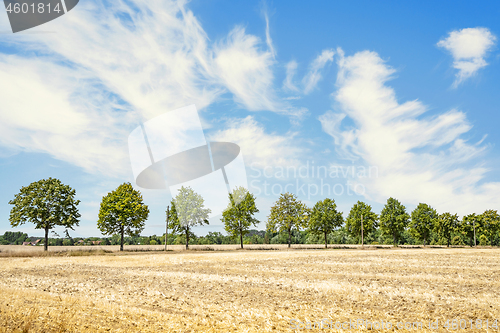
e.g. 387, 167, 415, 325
0, 247, 498, 332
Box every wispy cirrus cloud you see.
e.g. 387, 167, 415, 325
437, 27, 497, 87
0, 0, 305, 177
303, 49, 335, 94
320, 48, 500, 215
283, 60, 299, 92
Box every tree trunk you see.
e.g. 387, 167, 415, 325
186, 227, 189, 250
120, 229, 124, 251
44, 226, 49, 251
324, 231, 327, 249
288, 228, 291, 248
240, 230, 243, 249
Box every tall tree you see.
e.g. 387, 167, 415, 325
345, 201, 378, 244
409, 203, 438, 246
379, 197, 410, 246
97, 182, 149, 251
308, 198, 343, 248
480, 209, 500, 245
222, 187, 259, 249
267, 192, 309, 248
460, 213, 481, 247
174, 186, 211, 249
9, 178, 81, 251
434, 212, 459, 247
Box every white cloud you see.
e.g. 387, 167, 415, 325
303, 49, 335, 94
283, 60, 299, 92
209, 116, 302, 169
0, 0, 298, 177
437, 27, 497, 87
214, 26, 278, 112
320, 48, 500, 216
0, 56, 134, 177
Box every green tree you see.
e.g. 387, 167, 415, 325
9, 178, 81, 251
434, 212, 459, 247
379, 197, 410, 246
267, 192, 310, 248
97, 182, 149, 251
173, 186, 211, 249
480, 209, 500, 245
409, 203, 438, 246
307, 198, 343, 248
460, 213, 481, 246
345, 201, 378, 244
163, 200, 181, 247
222, 187, 259, 249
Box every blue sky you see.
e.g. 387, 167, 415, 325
0, 0, 499, 237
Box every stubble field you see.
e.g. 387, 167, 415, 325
0, 247, 498, 332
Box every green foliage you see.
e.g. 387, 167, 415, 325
345, 201, 378, 244
460, 213, 481, 246
166, 201, 181, 235
434, 212, 459, 247
409, 203, 437, 246
267, 192, 310, 248
307, 198, 343, 248
379, 197, 410, 245
480, 210, 500, 245
452, 235, 464, 246
479, 234, 489, 246
222, 187, 259, 248
8, 178, 81, 251
97, 182, 149, 251
0, 231, 29, 245
173, 186, 211, 249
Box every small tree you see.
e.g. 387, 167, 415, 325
434, 212, 459, 247
163, 200, 181, 247
174, 186, 211, 249
379, 197, 410, 246
97, 182, 149, 251
222, 187, 259, 249
345, 201, 378, 244
460, 213, 481, 246
308, 198, 343, 248
409, 203, 438, 246
9, 178, 81, 251
267, 192, 309, 248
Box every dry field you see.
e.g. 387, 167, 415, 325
0, 248, 498, 332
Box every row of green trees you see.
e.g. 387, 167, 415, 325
266, 194, 500, 248
7, 178, 500, 251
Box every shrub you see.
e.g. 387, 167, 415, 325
479, 234, 489, 246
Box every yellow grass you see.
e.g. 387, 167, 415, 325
0, 248, 498, 332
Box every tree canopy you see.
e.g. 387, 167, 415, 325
379, 197, 410, 245
409, 203, 438, 246
267, 192, 309, 248
222, 187, 259, 249
9, 178, 80, 251
97, 182, 149, 251
434, 212, 459, 247
345, 200, 378, 244
307, 198, 343, 248
480, 209, 500, 245
173, 186, 211, 249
